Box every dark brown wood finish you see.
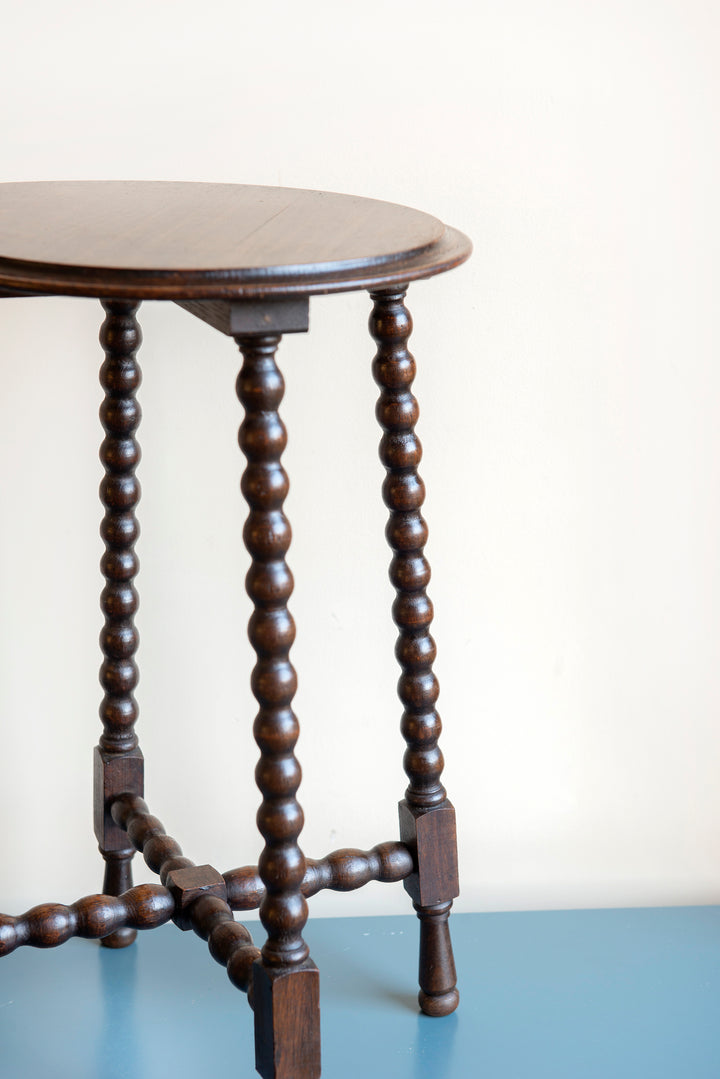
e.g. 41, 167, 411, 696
235, 333, 320, 1079
110, 794, 263, 991
370, 289, 460, 1017
112, 789, 414, 914
235, 334, 310, 969
224, 841, 414, 909
254, 962, 321, 1079
0, 182, 470, 299
188, 893, 261, 998
0, 182, 471, 1079
110, 794, 194, 881
176, 298, 310, 336
0, 885, 174, 955
93, 300, 145, 948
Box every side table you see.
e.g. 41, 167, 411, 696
0, 182, 471, 1079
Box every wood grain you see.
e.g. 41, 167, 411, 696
253, 961, 321, 1079
0, 885, 174, 956
0, 182, 471, 298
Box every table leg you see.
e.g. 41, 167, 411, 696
370, 289, 460, 1017
93, 300, 144, 949
235, 333, 320, 1079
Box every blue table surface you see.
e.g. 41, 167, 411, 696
2, 905, 720, 1078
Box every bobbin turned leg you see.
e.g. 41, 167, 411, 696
370, 288, 460, 1017
235, 333, 320, 1079
93, 300, 144, 949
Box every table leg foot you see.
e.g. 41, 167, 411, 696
253, 960, 321, 1079
416, 899, 459, 1016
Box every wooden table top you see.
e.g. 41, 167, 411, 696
0, 182, 471, 300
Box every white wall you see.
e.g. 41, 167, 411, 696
1, 0, 719, 919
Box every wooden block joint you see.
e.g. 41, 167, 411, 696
176, 298, 310, 336
165, 865, 227, 931
93, 746, 144, 852
253, 960, 321, 1079
399, 800, 459, 907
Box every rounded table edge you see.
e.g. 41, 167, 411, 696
0, 227, 472, 301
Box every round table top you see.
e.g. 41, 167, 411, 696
0, 182, 471, 300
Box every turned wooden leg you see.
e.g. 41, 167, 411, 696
235, 333, 320, 1079
370, 289, 460, 1017
93, 300, 144, 949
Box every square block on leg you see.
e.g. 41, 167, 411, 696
93, 746, 144, 851
253, 960, 320, 1079
164, 865, 227, 931
399, 800, 459, 907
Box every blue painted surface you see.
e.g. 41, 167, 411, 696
2, 907, 720, 1077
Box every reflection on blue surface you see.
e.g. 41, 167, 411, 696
2, 908, 720, 1077
97, 942, 139, 1079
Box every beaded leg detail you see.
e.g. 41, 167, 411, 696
93, 300, 145, 949
235, 333, 320, 1079
370, 289, 460, 1017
